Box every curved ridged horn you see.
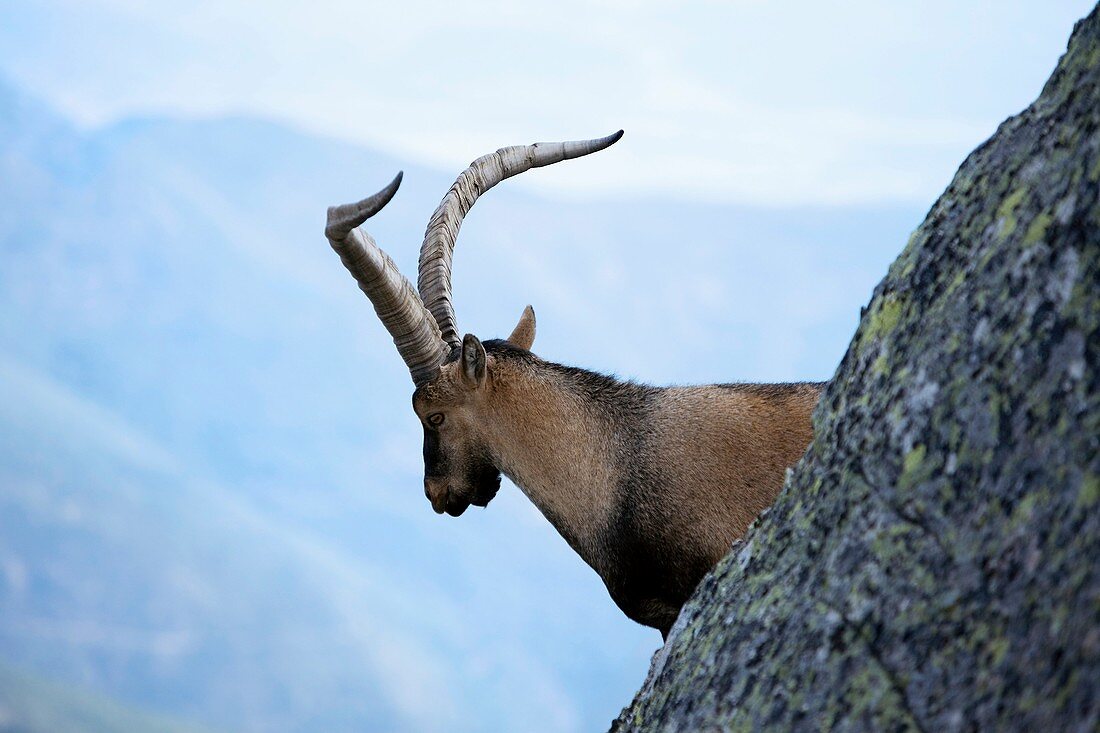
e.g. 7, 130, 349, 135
326, 172, 449, 386
418, 130, 624, 348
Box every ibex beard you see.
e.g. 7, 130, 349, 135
324, 131, 823, 637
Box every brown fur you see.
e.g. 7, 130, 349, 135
412, 323, 822, 637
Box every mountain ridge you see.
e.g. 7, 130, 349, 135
0, 73, 921, 732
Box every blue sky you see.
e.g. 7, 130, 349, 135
1, 1, 1094, 205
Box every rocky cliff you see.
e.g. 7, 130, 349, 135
613, 7, 1100, 732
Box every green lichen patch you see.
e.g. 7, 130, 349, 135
1077, 473, 1100, 508
996, 186, 1028, 239
858, 293, 907, 354
1023, 211, 1054, 245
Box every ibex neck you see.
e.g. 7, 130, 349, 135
480, 357, 639, 563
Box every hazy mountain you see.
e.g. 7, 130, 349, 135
0, 660, 223, 733
0, 73, 923, 732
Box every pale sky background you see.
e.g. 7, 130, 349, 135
1, 0, 1095, 205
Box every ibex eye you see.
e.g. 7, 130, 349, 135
427, 413, 445, 427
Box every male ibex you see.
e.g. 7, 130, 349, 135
325, 132, 822, 637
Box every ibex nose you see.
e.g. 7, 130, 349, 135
424, 478, 449, 514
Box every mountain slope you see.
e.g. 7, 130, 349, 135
0, 661, 222, 733
0, 75, 922, 732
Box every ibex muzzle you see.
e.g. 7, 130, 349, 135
324, 131, 822, 637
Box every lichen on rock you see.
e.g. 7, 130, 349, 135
612, 6, 1100, 732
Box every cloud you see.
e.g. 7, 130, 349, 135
1, 0, 1092, 205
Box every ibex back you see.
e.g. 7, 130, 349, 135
324, 132, 823, 637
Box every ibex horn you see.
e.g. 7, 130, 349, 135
326, 173, 450, 386
418, 131, 624, 349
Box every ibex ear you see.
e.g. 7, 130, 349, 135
461, 334, 487, 388
507, 305, 536, 351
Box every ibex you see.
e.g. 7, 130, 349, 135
325, 131, 823, 637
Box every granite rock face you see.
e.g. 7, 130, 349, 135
613, 7, 1100, 732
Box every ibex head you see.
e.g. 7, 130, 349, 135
325, 131, 622, 516
411, 311, 536, 516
